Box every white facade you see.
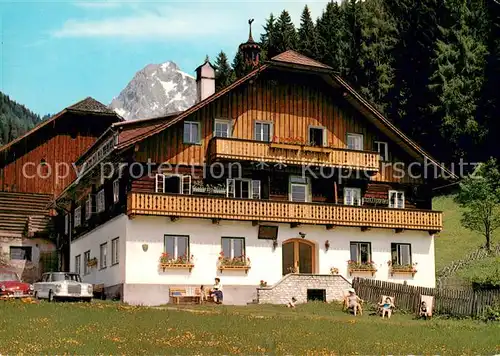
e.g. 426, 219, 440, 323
70, 214, 436, 304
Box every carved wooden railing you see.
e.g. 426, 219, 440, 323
208, 138, 380, 171
128, 193, 443, 232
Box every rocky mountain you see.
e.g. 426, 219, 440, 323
110, 61, 196, 121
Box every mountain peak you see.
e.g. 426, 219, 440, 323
110, 61, 196, 120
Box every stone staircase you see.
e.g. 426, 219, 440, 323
0, 192, 54, 238
256, 274, 352, 305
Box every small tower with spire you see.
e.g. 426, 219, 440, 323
239, 19, 261, 68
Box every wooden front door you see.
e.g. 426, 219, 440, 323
282, 239, 315, 275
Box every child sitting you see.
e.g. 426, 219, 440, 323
379, 297, 394, 319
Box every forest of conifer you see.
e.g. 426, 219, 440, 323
214, 0, 500, 165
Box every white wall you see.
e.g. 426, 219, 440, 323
126, 217, 436, 288
70, 214, 127, 286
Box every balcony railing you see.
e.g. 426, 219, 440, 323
128, 193, 443, 232
208, 138, 380, 171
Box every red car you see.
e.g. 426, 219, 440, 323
0, 269, 34, 298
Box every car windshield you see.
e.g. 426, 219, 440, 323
0, 272, 20, 282
51, 273, 81, 282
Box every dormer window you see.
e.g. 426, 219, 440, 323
214, 119, 231, 138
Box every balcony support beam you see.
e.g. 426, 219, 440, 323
326, 224, 336, 230
212, 218, 221, 225
395, 228, 404, 234
170, 216, 179, 222
361, 226, 370, 232
290, 222, 301, 228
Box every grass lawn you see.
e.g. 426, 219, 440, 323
1, 300, 498, 355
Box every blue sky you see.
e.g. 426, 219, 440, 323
0, 0, 329, 116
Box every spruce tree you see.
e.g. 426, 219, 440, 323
298, 5, 319, 59
261, 13, 278, 59
232, 49, 254, 79
317, 2, 349, 73
275, 10, 298, 54
214, 51, 234, 91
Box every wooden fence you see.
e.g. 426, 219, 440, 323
352, 278, 500, 317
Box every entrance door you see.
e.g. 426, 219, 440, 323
282, 239, 315, 275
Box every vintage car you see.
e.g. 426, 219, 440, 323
33, 272, 93, 302
0, 268, 34, 298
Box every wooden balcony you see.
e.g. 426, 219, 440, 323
208, 138, 380, 171
127, 193, 443, 232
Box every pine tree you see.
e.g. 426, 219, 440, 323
261, 13, 278, 60
214, 51, 234, 91
298, 5, 318, 58
340, 0, 362, 80
355, 0, 398, 113
429, 0, 489, 160
275, 10, 298, 54
232, 49, 254, 79
317, 2, 349, 73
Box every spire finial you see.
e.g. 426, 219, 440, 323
248, 18, 254, 42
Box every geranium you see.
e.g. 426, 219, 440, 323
388, 260, 418, 271
159, 253, 194, 265
218, 252, 251, 267
347, 260, 376, 270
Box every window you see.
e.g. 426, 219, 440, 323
350, 242, 371, 264
100, 243, 107, 269
389, 190, 405, 209
9, 246, 32, 261
391, 243, 412, 266
64, 214, 69, 234
85, 195, 92, 220
308, 126, 326, 147
254, 121, 272, 142
183, 121, 200, 144
375, 141, 389, 161
164, 235, 189, 259
347, 133, 364, 150
113, 179, 119, 203
74, 206, 81, 228
111, 237, 119, 265
222, 237, 245, 258
96, 189, 105, 212
344, 187, 362, 206
155, 174, 191, 194
289, 176, 309, 202
214, 119, 231, 138
84, 250, 90, 275
75, 255, 81, 275
226, 179, 260, 199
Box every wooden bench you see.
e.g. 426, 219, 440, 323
169, 287, 202, 305
93, 284, 105, 300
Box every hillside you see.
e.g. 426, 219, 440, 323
0, 92, 42, 146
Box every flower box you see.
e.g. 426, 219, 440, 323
269, 142, 301, 151
160, 263, 195, 272
303, 146, 332, 153
389, 268, 417, 277
347, 260, 377, 276
87, 258, 98, 268
348, 268, 377, 276
218, 265, 251, 274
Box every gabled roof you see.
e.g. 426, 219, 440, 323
271, 50, 332, 70
0, 97, 122, 155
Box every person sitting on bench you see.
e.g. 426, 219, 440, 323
210, 278, 223, 304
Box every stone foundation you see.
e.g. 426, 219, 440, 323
257, 274, 351, 305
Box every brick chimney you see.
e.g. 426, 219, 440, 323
195, 57, 215, 102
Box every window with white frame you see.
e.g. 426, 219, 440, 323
183, 121, 200, 144
214, 119, 231, 138
155, 174, 191, 194
221, 237, 245, 258
75, 254, 81, 275
96, 189, 105, 212
375, 141, 389, 161
113, 179, 119, 203
347, 133, 364, 150
344, 187, 362, 206
308, 126, 326, 146
83, 250, 90, 275
391, 243, 412, 266
100, 242, 107, 269
289, 176, 309, 202
164, 235, 189, 260
64, 214, 69, 234
74, 206, 81, 228
85, 195, 92, 220
389, 190, 405, 209
226, 179, 260, 199
254, 121, 272, 142
111, 237, 119, 265
350, 242, 371, 264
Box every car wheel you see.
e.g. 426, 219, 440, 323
48, 290, 54, 302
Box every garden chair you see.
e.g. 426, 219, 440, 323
342, 289, 363, 316
418, 295, 433, 319
378, 295, 395, 318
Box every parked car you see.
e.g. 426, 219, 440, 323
0, 268, 34, 298
33, 272, 93, 302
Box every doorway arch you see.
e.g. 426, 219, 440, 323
282, 238, 316, 275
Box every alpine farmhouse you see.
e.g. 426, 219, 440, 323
51, 33, 455, 305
